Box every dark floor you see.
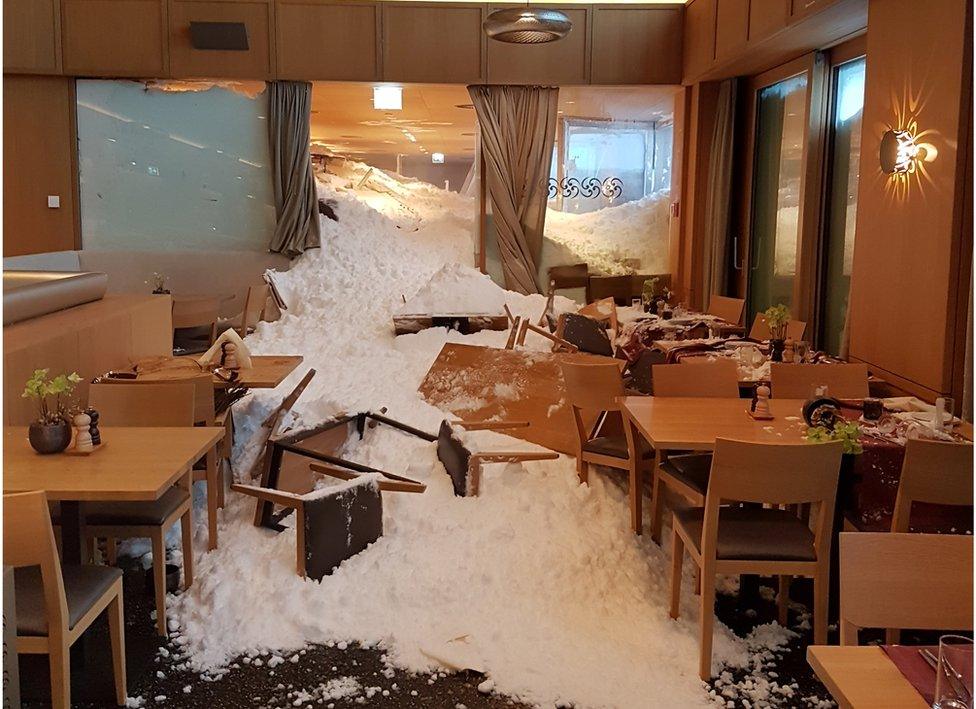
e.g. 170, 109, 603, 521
17, 560, 851, 709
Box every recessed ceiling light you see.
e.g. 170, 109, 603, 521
432, 152, 445, 164
373, 86, 402, 111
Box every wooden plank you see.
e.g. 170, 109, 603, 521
418, 343, 617, 455
276, 0, 378, 81
62, 0, 167, 77
807, 645, 928, 709
3, 426, 223, 501
134, 354, 304, 389
382, 3, 484, 83
682, 0, 715, 82
714, 0, 749, 60
3, 0, 61, 73
590, 5, 683, 85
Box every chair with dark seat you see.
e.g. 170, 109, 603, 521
86, 381, 201, 636
561, 361, 652, 534
547, 263, 589, 302
5, 490, 127, 709
749, 313, 807, 341
171, 297, 219, 355
649, 359, 741, 542
669, 439, 843, 680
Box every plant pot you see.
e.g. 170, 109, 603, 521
28, 420, 72, 454
145, 564, 181, 595
769, 338, 785, 362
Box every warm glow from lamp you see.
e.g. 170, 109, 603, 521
880, 128, 928, 175
373, 86, 402, 111
431, 152, 445, 164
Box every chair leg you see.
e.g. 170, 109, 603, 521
885, 628, 901, 645
151, 531, 168, 637
49, 639, 71, 709
108, 591, 127, 705
576, 456, 589, 485
651, 469, 665, 544
698, 569, 717, 681
180, 510, 194, 589
85, 535, 96, 564
669, 529, 684, 619
106, 537, 118, 566
217, 458, 227, 509
813, 572, 828, 645
777, 575, 790, 627
206, 449, 219, 551
694, 567, 701, 596
628, 461, 643, 535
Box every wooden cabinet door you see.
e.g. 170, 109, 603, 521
276, 1, 379, 81
62, 0, 167, 77
682, 0, 715, 82
382, 3, 484, 84
168, 0, 274, 79
748, 0, 789, 44
714, 0, 749, 60
591, 6, 683, 85
486, 7, 588, 85
4, 0, 61, 74
790, 0, 837, 23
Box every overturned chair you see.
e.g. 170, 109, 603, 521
235, 411, 557, 579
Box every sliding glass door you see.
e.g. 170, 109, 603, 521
746, 72, 808, 319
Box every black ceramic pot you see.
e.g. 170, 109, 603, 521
28, 420, 72, 454
769, 338, 785, 362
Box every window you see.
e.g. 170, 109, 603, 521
76, 80, 275, 251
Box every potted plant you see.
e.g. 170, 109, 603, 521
22, 369, 82, 454
805, 418, 864, 510
763, 304, 791, 361
147, 272, 170, 295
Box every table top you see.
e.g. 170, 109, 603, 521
3, 426, 224, 501
134, 355, 304, 389
807, 645, 928, 709
171, 293, 235, 305
621, 396, 809, 449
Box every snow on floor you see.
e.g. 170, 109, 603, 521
170, 165, 791, 708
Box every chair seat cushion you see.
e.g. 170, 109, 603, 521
84, 487, 190, 526
583, 436, 654, 460
674, 506, 817, 562
659, 453, 713, 497
15, 564, 122, 636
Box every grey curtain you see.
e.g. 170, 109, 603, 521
469, 85, 559, 294
268, 81, 320, 257
701, 79, 737, 309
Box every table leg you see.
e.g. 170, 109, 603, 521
177, 468, 195, 589
59, 501, 84, 565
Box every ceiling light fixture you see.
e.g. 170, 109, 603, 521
432, 153, 445, 164
373, 86, 402, 111
483, 4, 572, 44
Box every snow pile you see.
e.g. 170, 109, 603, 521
396, 263, 508, 316
171, 162, 792, 708
543, 190, 671, 276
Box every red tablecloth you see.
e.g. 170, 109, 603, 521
882, 645, 937, 705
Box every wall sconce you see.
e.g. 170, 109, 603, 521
880, 128, 928, 174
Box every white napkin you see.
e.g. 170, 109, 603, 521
197, 328, 253, 369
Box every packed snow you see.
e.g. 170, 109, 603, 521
166, 162, 794, 708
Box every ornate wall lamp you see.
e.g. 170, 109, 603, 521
880, 127, 936, 175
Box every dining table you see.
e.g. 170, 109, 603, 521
807, 645, 929, 709
132, 354, 305, 389
3, 426, 224, 566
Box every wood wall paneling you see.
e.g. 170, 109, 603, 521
486, 7, 588, 85
748, 0, 789, 44
591, 6, 683, 85
382, 3, 484, 84
847, 0, 972, 398
682, 0, 715, 83
62, 0, 168, 77
714, 0, 749, 61
168, 0, 274, 79
790, 0, 837, 24
3, 0, 61, 74
276, 1, 379, 81
3, 76, 79, 257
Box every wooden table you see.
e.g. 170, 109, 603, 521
807, 645, 928, 708
4, 426, 224, 564
134, 354, 304, 389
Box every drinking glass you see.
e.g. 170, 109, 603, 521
795, 340, 810, 362
941, 397, 957, 430
934, 635, 973, 709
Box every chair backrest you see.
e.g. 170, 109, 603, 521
625, 348, 667, 395
3, 491, 69, 637
706, 295, 745, 325
94, 374, 214, 425
702, 439, 843, 564
89, 381, 196, 427
839, 532, 973, 644
560, 361, 625, 413
651, 359, 740, 397
548, 263, 588, 290
559, 313, 614, 357
770, 363, 869, 399
240, 284, 271, 334
588, 275, 634, 306
749, 314, 807, 341
892, 440, 975, 532
171, 298, 220, 330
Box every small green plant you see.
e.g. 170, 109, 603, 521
763, 304, 791, 339
805, 419, 863, 455
641, 277, 660, 299
22, 369, 83, 425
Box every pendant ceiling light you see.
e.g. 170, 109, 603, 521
483, 4, 572, 44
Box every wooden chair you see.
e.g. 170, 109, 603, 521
669, 439, 843, 679
770, 363, 869, 399
235, 284, 271, 337
86, 381, 201, 636
649, 359, 741, 543
561, 361, 652, 534
624, 348, 667, 395
171, 297, 219, 355
548, 263, 588, 293
587, 274, 633, 306
5, 491, 126, 708
749, 313, 807, 341
577, 297, 619, 336
706, 295, 745, 326
838, 532, 973, 646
